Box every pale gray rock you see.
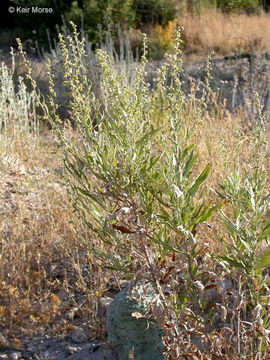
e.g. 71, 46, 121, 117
66, 344, 83, 355
0, 355, 8, 360
97, 297, 113, 319
8, 353, 21, 360
71, 327, 88, 343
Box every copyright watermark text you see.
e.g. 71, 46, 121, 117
8, 6, 53, 14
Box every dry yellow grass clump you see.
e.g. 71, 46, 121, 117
179, 11, 270, 56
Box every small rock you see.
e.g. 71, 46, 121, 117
43, 350, 50, 358
66, 345, 81, 355
0, 355, 8, 359
66, 308, 77, 321
90, 344, 117, 360
71, 327, 88, 343
97, 297, 113, 319
0, 333, 8, 347
8, 352, 21, 360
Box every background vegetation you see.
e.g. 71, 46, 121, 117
1, 0, 269, 51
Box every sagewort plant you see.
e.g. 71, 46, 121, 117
43, 24, 270, 359
0, 47, 39, 154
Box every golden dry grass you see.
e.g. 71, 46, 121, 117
0, 133, 113, 345
178, 10, 270, 57
139, 10, 270, 59
191, 107, 270, 250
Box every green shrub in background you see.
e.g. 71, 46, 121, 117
65, 0, 135, 42
65, 0, 178, 42
216, 0, 259, 12
178, 0, 260, 13
132, 0, 177, 26
7, 0, 178, 47
6, 0, 265, 51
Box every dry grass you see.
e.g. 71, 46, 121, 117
178, 10, 270, 57
0, 132, 113, 346
136, 10, 270, 60
192, 106, 270, 251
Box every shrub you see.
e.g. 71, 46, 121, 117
65, 0, 135, 42
150, 18, 178, 58
217, 0, 259, 12
132, 0, 177, 26
178, 0, 260, 14
43, 25, 218, 357
41, 24, 270, 358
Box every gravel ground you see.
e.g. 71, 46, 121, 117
146, 51, 270, 126
0, 336, 116, 360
